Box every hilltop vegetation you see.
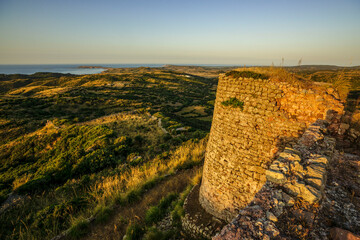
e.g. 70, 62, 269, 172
0, 68, 217, 239
0, 65, 359, 240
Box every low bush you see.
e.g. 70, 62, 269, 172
145, 192, 178, 225
68, 218, 90, 239
221, 97, 244, 109
125, 188, 142, 204
94, 204, 113, 223
143, 227, 174, 240
145, 206, 162, 225
124, 222, 145, 240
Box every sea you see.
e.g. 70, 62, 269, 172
0, 64, 165, 75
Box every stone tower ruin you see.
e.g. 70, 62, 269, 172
199, 70, 343, 221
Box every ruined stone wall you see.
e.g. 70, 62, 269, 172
199, 73, 343, 221
213, 120, 341, 240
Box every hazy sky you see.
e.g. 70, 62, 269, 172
0, 0, 359, 65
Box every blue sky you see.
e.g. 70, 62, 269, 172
0, 0, 359, 65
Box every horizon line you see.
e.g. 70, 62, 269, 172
0, 63, 359, 67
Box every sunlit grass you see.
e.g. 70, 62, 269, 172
90, 137, 207, 206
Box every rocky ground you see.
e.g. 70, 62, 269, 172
311, 151, 360, 239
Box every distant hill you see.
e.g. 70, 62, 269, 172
286, 65, 360, 71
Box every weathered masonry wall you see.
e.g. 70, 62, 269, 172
199, 73, 344, 221
213, 120, 339, 239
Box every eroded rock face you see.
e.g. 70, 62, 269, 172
199, 73, 343, 221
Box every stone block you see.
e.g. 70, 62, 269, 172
279, 151, 301, 162
290, 161, 304, 174
282, 192, 295, 206
306, 164, 326, 180
266, 169, 286, 184
266, 211, 278, 222
284, 181, 302, 197
307, 156, 328, 167
305, 177, 324, 190
301, 185, 321, 204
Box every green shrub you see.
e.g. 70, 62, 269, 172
171, 185, 193, 228
124, 222, 145, 240
143, 227, 164, 240
143, 227, 174, 240
225, 70, 269, 79
0, 188, 10, 204
32, 197, 88, 230
145, 206, 162, 225
221, 97, 244, 109
145, 192, 178, 225
68, 218, 90, 239
191, 130, 208, 140
126, 189, 142, 203
171, 204, 184, 225
158, 193, 178, 210
142, 177, 161, 191
94, 204, 113, 223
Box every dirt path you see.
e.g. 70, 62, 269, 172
158, 118, 169, 134
81, 167, 199, 240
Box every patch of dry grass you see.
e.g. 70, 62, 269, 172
0, 118, 11, 126
12, 174, 32, 190
35, 87, 69, 97
232, 67, 312, 88
7, 86, 45, 95
176, 106, 207, 117
231, 67, 353, 101
81, 112, 146, 126
81, 164, 203, 240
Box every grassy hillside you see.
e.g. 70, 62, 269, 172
0, 69, 216, 239
0, 66, 359, 240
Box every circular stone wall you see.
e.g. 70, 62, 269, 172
199, 72, 343, 221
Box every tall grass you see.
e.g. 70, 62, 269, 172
90, 138, 206, 206
231, 67, 311, 87
331, 71, 351, 101
1, 135, 207, 240
60, 137, 207, 239
126, 168, 203, 240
